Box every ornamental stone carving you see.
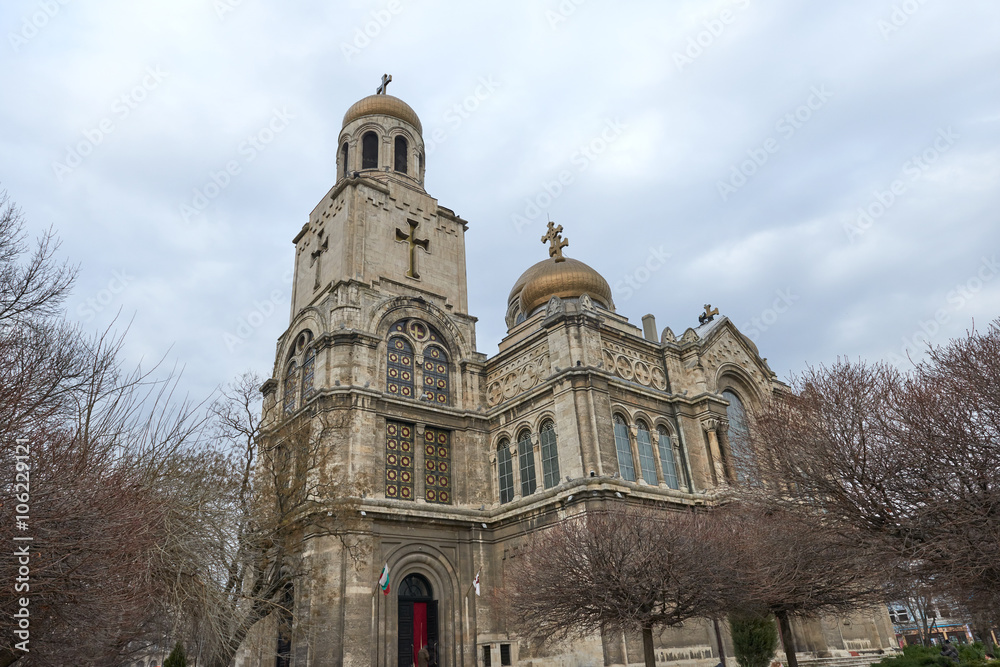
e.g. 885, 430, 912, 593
601, 341, 669, 392
486, 345, 551, 407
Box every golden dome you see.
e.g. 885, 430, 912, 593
511, 257, 615, 315
342, 95, 422, 134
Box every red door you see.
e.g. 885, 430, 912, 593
412, 602, 428, 665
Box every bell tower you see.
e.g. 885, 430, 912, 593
286, 76, 472, 325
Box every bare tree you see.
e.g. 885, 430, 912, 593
0, 191, 204, 666
162, 373, 371, 667
741, 322, 1000, 653
715, 504, 891, 667
503, 505, 728, 667
886, 569, 947, 648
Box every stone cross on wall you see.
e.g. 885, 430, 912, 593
396, 220, 429, 279
310, 233, 329, 290
376, 73, 392, 95
541, 221, 568, 262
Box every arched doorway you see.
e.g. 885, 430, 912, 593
398, 573, 438, 666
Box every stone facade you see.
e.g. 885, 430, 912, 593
241, 90, 896, 667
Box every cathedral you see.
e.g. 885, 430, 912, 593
248, 82, 896, 667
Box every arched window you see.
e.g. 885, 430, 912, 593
613, 414, 636, 481
301, 347, 316, 402
387, 337, 414, 398
422, 345, 449, 405
723, 390, 751, 481
385, 421, 414, 501
423, 427, 451, 505
394, 136, 408, 173
340, 142, 349, 178
635, 421, 658, 484
497, 440, 514, 504
539, 420, 560, 489
398, 573, 431, 599
517, 430, 536, 497
657, 426, 680, 489
283, 362, 298, 415
362, 131, 379, 169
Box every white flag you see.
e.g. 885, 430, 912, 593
473, 569, 481, 596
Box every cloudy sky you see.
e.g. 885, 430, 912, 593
2, 0, 998, 402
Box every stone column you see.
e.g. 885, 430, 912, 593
628, 423, 644, 484
701, 418, 727, 487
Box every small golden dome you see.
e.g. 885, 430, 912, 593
342, 95, 422, 134
511, 257, 615, 315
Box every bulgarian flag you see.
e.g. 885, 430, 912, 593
378, 563, 390, 596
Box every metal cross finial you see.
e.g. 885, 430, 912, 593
376, 73, 392, 95
541, 221, 569, 262
396, 220, 429, 279
699, 304, 720, 325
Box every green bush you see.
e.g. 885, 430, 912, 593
163, 641, 186, 667
730, 614, 779, 667
875, 642, 989, 667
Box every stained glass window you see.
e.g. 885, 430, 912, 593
385, 421, 414, 501
301, 348, 316, 402
498, 440, 514, 504
517, 430, 536, 497
657, 426, 680, 490
539, 421, 560, 489
613, 414, 636, 482
636, 421, 658, 485
283, 362, 298, 415
387, 337, 414, 398
423, 427, 451, 504
422, 346, 449, 405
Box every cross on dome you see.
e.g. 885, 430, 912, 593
541, 221, 568, 263
376, 73, 392, 95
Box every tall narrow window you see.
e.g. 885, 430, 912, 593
497, 440, 514, 504
723, 390, 751, 482
385, 421, 414, 501
657, 426, 680, 489
517, 430, 536, 497
275, 585, 293, 667
387, 337, 414, 398
539, 421, 560, 489
423, 427, 452, 504
362, 131, 378, 169
394, 136, 408, 173
422, 345, 449, 404
340, 142, 349, 178
301, 347, 316, 402
283, 362, 298, 415
636, 421, 658, 484
613, 414, 636, 481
